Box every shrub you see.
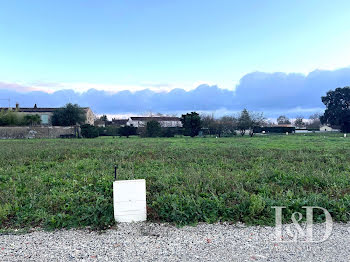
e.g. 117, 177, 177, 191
0, 203, 11, 223
249, 194, 266, 217
146, 120, 161, 137
81, 124, 99, 138
161, 128, 175, 137
97, 126, 119, 136
0, 110, 42, 126
0, 109, 23, 126
119, 125, 137, 138
23, 114, 41, 126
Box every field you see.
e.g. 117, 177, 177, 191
1, 134, 350, 230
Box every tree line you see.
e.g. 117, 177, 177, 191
200, 109, 266, 137
1, 86, 349, 135
82, 83, 350, 138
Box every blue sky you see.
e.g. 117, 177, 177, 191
0, 1, 350, 116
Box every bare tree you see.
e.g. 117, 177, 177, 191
307, 113, 321, 129
200, 113, 216, 136
277, 115, 291, 125
249, 112, 267, 136
220, 116, 237, 136
294, 116, 305, 128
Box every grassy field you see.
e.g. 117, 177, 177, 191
1, 134, 350, 229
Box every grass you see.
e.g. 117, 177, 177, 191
1, 133, 350, 229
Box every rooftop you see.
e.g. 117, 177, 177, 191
130, 116, 181, 121
111, 119, 129, 124
0, 104, 90, 113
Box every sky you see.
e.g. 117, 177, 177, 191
0, 1, 350, 116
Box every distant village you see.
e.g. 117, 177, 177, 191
0, 103, 341, 139
0, 103, 182, 127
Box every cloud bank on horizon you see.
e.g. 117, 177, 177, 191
1, 67, 350, 118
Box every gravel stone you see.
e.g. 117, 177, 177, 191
1, 222, 350, 261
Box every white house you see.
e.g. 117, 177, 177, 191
127, 116, 182, 128
319, 125, 340, 132
0, 104, 95, 126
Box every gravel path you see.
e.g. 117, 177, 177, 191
1, 222, 350, 262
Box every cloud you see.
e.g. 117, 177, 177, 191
1, 67, 350, 117
234, 67, 350, 111
0, 82, 39, 93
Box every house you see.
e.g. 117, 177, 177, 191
95, 118, 129, 127
127, 116, 182, 128
108, 118, 129, 127
319, 125, 340, 132
0, 104, 95, 125
94, 119, 106, 127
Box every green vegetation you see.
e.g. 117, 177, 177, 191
1, 134, 350, 230
51, 103, 86, 126
23, 114, 41, 126
97, 126, 119, 137
81, 124, 99, 138
145, 120, 162, 137
0, 110, 41, 126
141, 121, 176, 138
201, 109, 267, 137
181, 112, 201, 137
321, 86, 350, 132
118, 125, 137, 138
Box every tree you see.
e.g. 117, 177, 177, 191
237, 109, 252, 136
201, 114, 239, 137
145, 120, 161, 137
119, 125, 137, 138
214, 119, 224, 137
320, 87, 350, 132
220, 116, 237, 136
309, 113, 321, 121
294, 116, 305, 128
23, 114, 41, 126
181, 112, 201, 137
251, 112, 266, 127
277, 115, 291, 125
307, 113, 321, 129
201, 113, 226, 136
52, 103, 86, 126
99, 115, 108, 121
200, 114, 216, 136
250, 112, 266, 136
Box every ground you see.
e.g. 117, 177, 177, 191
1, 222, 350, 261
1, 134, 350, 230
